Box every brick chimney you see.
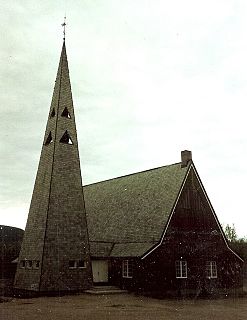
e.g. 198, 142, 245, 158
181, 150, 192, 168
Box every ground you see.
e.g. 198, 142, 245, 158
0, 293, 246, 320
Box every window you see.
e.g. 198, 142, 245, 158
78, 260, 86, 268
175, 260, 187, 278
60, 130, 73, 145
44, 132, 53, 145
69, 260, 77, 268
122, 260, 133, 278
206, 261, 217, 279
61, 107, 71, 118
20, 260, 25, 268
26, 260, 33, 269
69, 260, 87, 269
33, 260, 40, 269
50, 108, 56, 118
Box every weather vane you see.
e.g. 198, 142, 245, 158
61, 16, 66, 40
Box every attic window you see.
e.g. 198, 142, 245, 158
20, 260, 25, 268
60, 131, 73, 145
44, 132, 53, 145
61, 107, 71, 118
50, 108, 55, 118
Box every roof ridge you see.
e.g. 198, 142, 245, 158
90, 240, 155, 244
84, 161, 182, 187
0, 225, 24, 232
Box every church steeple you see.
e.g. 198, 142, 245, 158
14, 41, 92, 293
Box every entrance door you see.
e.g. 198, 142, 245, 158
92, 260, 108, 283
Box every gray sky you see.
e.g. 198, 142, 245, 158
1, 0, 247, 237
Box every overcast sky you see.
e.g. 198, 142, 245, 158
1, 1, 247, 237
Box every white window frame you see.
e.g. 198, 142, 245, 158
122, 259, 133, 278
206, 261, 217, 279
69, 260, 77, 269
78, 260, 86, 269
69, 260, 86, 269
175, 260, 187, 278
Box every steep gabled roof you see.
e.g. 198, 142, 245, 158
84, 162, 189, 257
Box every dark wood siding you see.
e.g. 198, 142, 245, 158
140, 243, 242, 296
135, 169, 243, 296
108, 258, 141, 291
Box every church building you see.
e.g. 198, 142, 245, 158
14, 39, 243, 296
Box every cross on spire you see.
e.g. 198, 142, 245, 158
61, 16, 66, 40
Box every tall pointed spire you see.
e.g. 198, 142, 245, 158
14, 41, 92, 294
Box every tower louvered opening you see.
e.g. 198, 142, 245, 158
60, 130, 73, 145
61, 107, 71, 118
44, 132, 53, 145
50, 108, 56, 118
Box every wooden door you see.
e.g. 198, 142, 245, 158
92, 260, 108, 283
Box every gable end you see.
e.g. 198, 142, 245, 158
142, 163, 243, 262
141, 163, 191, 259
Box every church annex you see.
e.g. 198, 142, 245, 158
85, 151, 243, 296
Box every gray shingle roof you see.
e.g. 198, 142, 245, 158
110, 242, 155, 257
89, 242, 113, 257
84, 162, 189, 257
89, 242, 154, 257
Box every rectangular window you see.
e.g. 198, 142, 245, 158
33, 260, 40, 269
175, 260, 187, 278
26, 260, 33, 269
69, 260, 77, 269
78, 260, 86, 268
206, 261, 217, 279
20, 260, 25, 268
122, 260, 133, 278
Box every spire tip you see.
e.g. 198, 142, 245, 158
61, 16, 66, 41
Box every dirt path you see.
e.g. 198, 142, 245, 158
1, 293, 246, 320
